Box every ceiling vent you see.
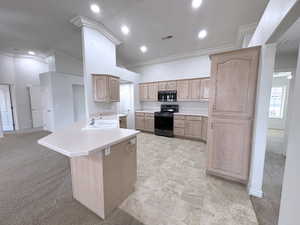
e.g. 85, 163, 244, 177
161, 35, 173, 40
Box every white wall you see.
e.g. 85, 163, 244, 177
0, 54, 49, 130
278, 44, 300, 225
54, 51, 83, 76
40, 72, 84, 132
81, 26, 141, 119
132, 55, 210, 113
0, 112, 3, 137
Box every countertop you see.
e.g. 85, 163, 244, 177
38, 121, 140, 157
135, 110, 208, 117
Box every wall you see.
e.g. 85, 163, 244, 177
0, 54, 49, 130
81, 26, 141, 120
40, 72, 84, 132
132, 55, 210, 113
53, 51, 83, 76
278, 43, 300, 225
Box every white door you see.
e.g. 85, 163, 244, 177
41, 86, 54, 132
119, 83, 134, 129
72, 85, 86, 122
29, 86, 43, 128
0, 84, 14, 131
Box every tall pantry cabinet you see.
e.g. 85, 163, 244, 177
207, 47, 260, 184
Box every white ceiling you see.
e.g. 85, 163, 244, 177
0, 0, 269, 65
277, 18, 300, 56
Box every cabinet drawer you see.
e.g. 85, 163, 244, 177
174, 128, 185, 136
174, 115, 185, 120
174, 119, 185, 128
185, 116, 202, 121
135, 112, 145, 116
145, 113, 154, 118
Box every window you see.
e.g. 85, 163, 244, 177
269, 87, 286, 119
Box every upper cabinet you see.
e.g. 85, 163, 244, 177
139, 77, 210, 102
93, 74, 120, 102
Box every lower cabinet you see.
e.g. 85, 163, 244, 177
119, 116, 127, 128
184, 116, 202, 139
135, 112, 154, 132
144, 114, 154, 132
207, 118, 252, 183
135, 113, 145, 130
201, 117, 208, 142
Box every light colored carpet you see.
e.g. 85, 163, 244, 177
0, 131, 258, 225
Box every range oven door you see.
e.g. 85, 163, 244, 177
154, 112, 174, 137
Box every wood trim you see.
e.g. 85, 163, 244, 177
209, 46, 261, 59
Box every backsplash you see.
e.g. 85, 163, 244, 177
140, 101, 209, 113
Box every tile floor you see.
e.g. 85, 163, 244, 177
0, 131, 258, 225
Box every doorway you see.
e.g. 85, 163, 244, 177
119, 82, 134, 129
0, 84, 15, 131
72, 84, 86, 122
29, 86, 43, 128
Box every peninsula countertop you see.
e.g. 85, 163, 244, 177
38, 121, 140, 157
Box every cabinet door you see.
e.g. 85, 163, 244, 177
200, 78, 210, 100
210, 48, 259, 119
121, 138, 137, 200
207, 118, 252, 182
144, 117, 154, 132
184, 117, 202, 139
148, 83, 158, 101
167, 81, 177, 90
139, 84, 148, 101
93, 76, 108, 102
119, 117, 127, 128
189, 79, 201, 100
158, 82, 168, 91
109, 77, 120, 102
135, 116, 145, 130
177, 80, 190, 101
201, 117, 208, 141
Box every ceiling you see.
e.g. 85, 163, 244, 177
0, 0, 269, 65
277, 18, 300, 56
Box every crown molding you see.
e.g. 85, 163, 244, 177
127, 43, 236, 69
236, 22, 258, 48
70, 16, 121, 45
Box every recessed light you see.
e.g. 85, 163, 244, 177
121, 25, 130, 35
198, 29, 207, 39
140, 45, 148, 53
28, 51, 35, 55
192, 0, 202, 9
90, 3, 100, 14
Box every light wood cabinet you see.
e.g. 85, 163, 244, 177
177, 80, 190, 101
207, 47, 260, 183
189, 79, 201, 100
148, 83, 158, 101
184, 116, 202, 139
93, 74, 120, 102
119, 116, 127, 128
158, 81, 177, 90
201, 117, 208, 142
200, 78, 210, 100
70, 137, 137, 219
135, 115, 145, 131
135, 112, 154, 132
139, 84, 148, 101
144, 116, 154, 132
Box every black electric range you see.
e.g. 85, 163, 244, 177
154, 104, 179, 137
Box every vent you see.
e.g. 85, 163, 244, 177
161, 35, 173, 40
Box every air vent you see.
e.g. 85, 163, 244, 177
161, 35, 173, 40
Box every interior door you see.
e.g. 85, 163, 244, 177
29, 86, 43, 128
0, 84, 14, 131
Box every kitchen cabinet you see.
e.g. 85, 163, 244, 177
177, 80, 190, 101
201, 117, 208, 142
139, 84, 148, 101
119, 116, 127, 128
158, 81, 177, 91
144, 113, 154, 132
93, 74, 120, 102
184, 116, 202, 139
148, 83, 158, 101
200, 78, 210, 100
189, 79, 201, 100
207, 47, 260, 183
135, 113, 145, 131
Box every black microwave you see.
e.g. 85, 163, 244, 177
158, 90, 177, 102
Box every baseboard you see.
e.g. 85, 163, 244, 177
248, 186, 264, 198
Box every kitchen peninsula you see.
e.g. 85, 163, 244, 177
38, 120, 139, 219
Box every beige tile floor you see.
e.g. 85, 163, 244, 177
121, 133, 258, 225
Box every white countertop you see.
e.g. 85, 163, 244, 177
38, 121, 140, 157
135, 110, 208, 117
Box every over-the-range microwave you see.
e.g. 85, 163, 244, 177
158, 90, 177, 102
